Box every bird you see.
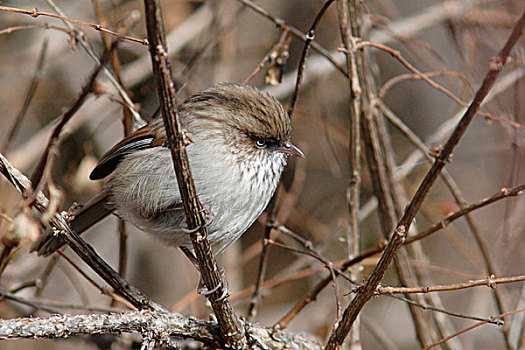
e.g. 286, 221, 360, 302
33, 83, 303, 285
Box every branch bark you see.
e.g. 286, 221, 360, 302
0, 311, 321, 349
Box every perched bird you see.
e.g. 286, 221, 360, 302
33, 83, 303, 279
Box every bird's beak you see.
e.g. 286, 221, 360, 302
280, 141, 304, 158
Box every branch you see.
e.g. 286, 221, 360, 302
375, 275, 525, 295
423, 309, 525, 350
324, 10, 525, 349
276, 183, 525, 328
0, 152, 163, 312
142, 0, 245, 347
0, 311, 321, 349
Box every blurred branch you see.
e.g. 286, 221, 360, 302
387, 294, 503, 325
243, 29, 291, 85
123, 4, 213, 88
0, 23, 71, 36
30, 39, 118, 190
378, 70, 474, 98
336, 0, 361, 266
357, 41, 518, 128
43, 0, 143, 124
234, 0, 346, 75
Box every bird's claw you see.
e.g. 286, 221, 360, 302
180, 204, 214, 234
197, 266, 229, 301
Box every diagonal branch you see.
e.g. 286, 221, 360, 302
324, 10, 525, 350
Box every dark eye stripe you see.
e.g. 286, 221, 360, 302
251, 136, 280, 149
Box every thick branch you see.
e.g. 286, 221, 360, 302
0, 311, 321, 349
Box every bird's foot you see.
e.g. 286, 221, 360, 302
179, 204, 214, 234
197, 266, 229, 301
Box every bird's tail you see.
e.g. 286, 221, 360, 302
32, 191, 113, 256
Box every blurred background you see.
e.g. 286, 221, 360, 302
0, 0, 524, 349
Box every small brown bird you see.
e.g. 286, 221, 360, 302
33, 83, 303, 279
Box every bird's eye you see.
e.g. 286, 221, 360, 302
255, 139, 267, 148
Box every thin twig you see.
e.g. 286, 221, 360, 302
234, 0, 346, 76
2, 39, 48, 152
44, 0, 143, 124
246, 192, 278, 321
376, 275, 525, 295
356, 41, 519, 128
30, 40, 120, 191
288, 0, 335, 118
387, 294, 503, 325
378, 70, 474, 99
423, 309, 525, 350
0, 5, 146, 45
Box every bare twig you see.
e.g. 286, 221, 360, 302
243, 29, 291, 85
0, 5, 146, 45
246, 192, 278, 321
376, 275, 525, 295
423, 309, 525, 350
2, 39, 48, 152
30, 40, 119, 190
288, 0, 335, 118
234, 0, 346, 76
44, 0, 143, 124
356, 41, 519, 128
378, 70, 474, 98
387, 294, 503, 325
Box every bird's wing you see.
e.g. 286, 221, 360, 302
90, 125, 165, 180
